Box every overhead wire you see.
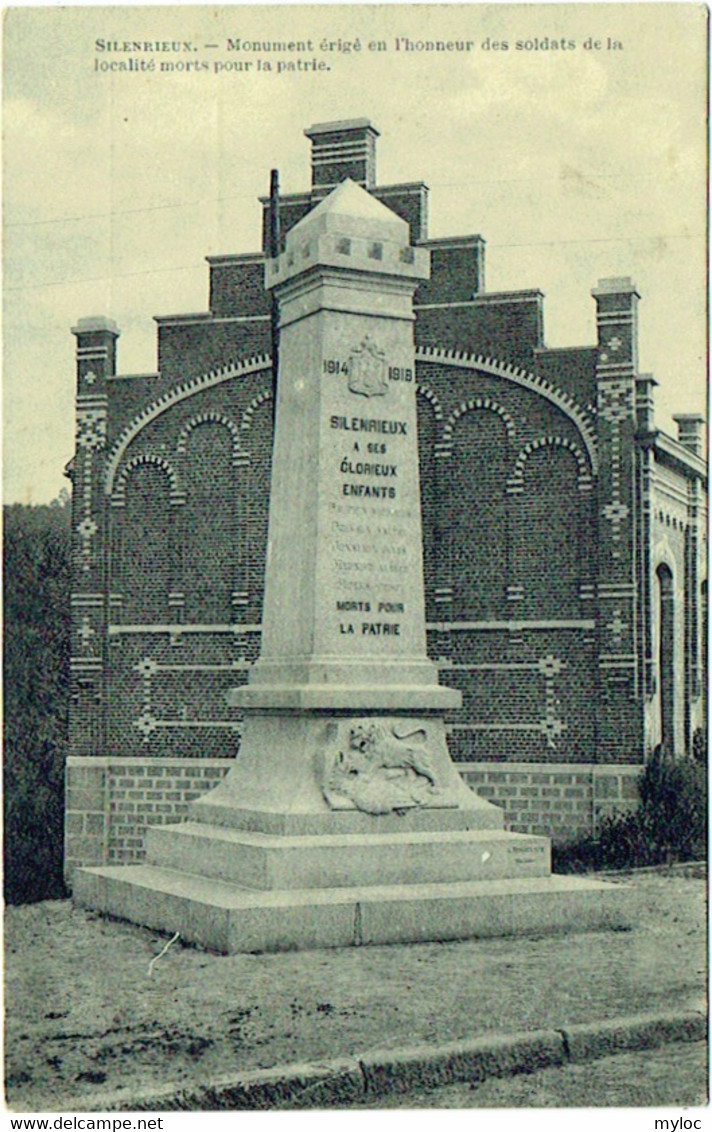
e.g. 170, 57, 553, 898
5, 230, 703, 293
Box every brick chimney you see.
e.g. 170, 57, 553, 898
672, 413, 705, 456
635, 373, 658, 433
304, 119, 379, 191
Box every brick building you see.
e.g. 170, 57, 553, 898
65, 119, 707, 878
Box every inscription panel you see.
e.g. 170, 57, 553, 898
315, 321, 426, 661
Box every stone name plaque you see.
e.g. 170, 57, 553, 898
320, 330, 424, 662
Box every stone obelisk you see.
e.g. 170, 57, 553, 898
193, 178, 493, 829
74, 180, 628, 953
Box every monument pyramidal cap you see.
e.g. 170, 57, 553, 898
74, 178, 629, 954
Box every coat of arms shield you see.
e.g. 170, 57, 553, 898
347, 336, 388, 397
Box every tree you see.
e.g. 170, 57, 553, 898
4, 496, 71, 903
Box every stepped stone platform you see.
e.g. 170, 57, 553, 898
73, 802, 630, 954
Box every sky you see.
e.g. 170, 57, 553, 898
3, 3, 708, 504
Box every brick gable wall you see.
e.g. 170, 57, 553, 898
64, 124, 706, 873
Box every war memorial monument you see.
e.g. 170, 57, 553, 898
74, 177, 628, 952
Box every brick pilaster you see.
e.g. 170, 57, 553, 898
635, 374, 658, 699
69, 317, 119, 756
592, 278, 643, 758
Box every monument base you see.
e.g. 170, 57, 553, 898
73, 715, 630, 953
73, 862, 630, 954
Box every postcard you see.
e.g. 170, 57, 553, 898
3, 3, 708, 1121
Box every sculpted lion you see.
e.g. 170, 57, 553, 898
341, 722, 436, 786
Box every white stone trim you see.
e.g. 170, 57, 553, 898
105, 355, 271, 494
416, 347, 598, 471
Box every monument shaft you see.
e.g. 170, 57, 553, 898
233, 179, 455, 710
213, 179, 470, 818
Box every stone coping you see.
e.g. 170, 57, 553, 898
67, 756, 645, 773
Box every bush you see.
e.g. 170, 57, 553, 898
4, 497, 71, 904
554, 749, 708, 873
692, 727, 707, 765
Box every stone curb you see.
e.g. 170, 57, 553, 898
562, 1010, 707, 1063
70, 1008, 707, 1112
598, 862, 707, 879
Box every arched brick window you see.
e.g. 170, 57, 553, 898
182, 422, 237, 622
448, 409, 509, 620
244, 396, 274, 622
115, 462, 174, 622
517, 445, 582, 618
416, 391, 438, 621
702, 579, 708, 731
657, 563, 675, 754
